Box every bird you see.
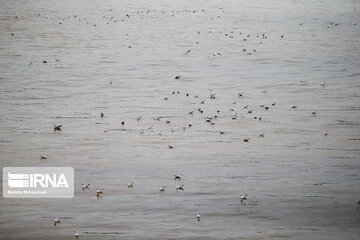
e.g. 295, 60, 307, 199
174, 174, 181, 180
185, 49, 191, 55
53, 124, 62, 131
186, 92, 189, 97
100, 113, 104, 118
197, 213, 201, 221
164, 97, 168, 100
312, 111, 316, 116
40, 155, 48, 160
96, 188, 104, 197
74, 231, 79, 239
258, 133, 265, 138
291, 105, 297, 109
238, 93, 243, 98
173, 75, 181, 79
171, 128, 175, 133
272, 103, 276, 106
168, 144, 174, 149
189, 111, 194, 115
104, 128, 108, 133
159, 186, 166, 192
176, 184, 184, 191
139, 129, 144, 134
232, 100, 236, 104
121, 121, 125, 126
188, 122, 192, 127
321, 82, 326, 88
136, 116, 142, 122
158, 130, 162, 136
219, 131, 225, 135
128, 182, 134, 188
81, 184, 90, 191
53, 218, 61, 226
265, 106, 269, 110
166, 120, 171, 124
200, 100, 205, 104
240, 194, 247, 202
243, 138, 249, 142
324, 131, 328, 136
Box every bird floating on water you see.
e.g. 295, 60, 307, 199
197, 213, 201, 221
137, 116, 142, 122
312, 111, 316, 116
243, 138, 249, 142
74, 231, 79, 239
96, 188, 104, 197
53, 218, 61, 226
128, 182, 134, 188
81, 184, 90, 191
40, 155, 48, 160
259, 133, 265, 138
173, 75, 181, 79
168, 144, 174, 149
174, 174, 181, 180
176, 184, 184, 191
159, 186, 166, 192
240, 194, 247, 202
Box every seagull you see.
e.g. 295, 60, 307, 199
171, 128, 175, 132
232, 100, 236, 104
173, 75, 181, 79
240, 194, 247, 202
153, 117, 160, 121
74, 231, 79, 239
324, 131, 328, 136
100, 113, 104, 118
40, 155, 48, 160
174, 174, 181, 180
53, 124, 62, 131
188, 122, 192, 127
238, 93, 243, 98
96, 188, 104, 197
232, 113, 237, 120
197, 213, 201, 221
104, 128, 108, 133
128, 182, 134, 188
210, 93, 216, 99
200, 100, 205, 104
158, 130, 162, 136
243, 105, 248, 109
166, 120, 171, 124
243, 138, 249, 142
291, 105, 297, 109
139, 129, 144, 134
176, 184, 184, 191
81, 184, 90, 191
164, 97, 168, 100
168, 144, 174, 149
189, 111, 194, 115
159, 186, 166, 192
219, 131, 225, 135
53, 217, 61, 226
136, 116, 142, 122
312, 111, 316, 115
321, 82, 326, 88
185, 49, 191, 55
258, 133, 265, 138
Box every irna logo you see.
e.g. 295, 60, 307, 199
8, 172, 69, 188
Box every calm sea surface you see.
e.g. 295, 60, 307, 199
0, 0, 359, 239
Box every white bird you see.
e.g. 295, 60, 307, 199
40, 155, 48, 160
139, 129, 144, 134
240, 194, 247, 202
232, 100, 236, 104
197, 213, 201, 221
53, 217, 61, 226
128, 182, 134, 188
321, 82, 326, 88
168, 144, 174, 149
159, 186, 166, 192
158, 130, 162, 136
171, 128, 175, 133
81, 184, 90, 191
74, 230, 79, 239
176, 184, 184, 191
188, 122, 192, 127
96, 188, 104, 197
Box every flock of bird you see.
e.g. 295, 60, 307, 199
45, 77, 329, 238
